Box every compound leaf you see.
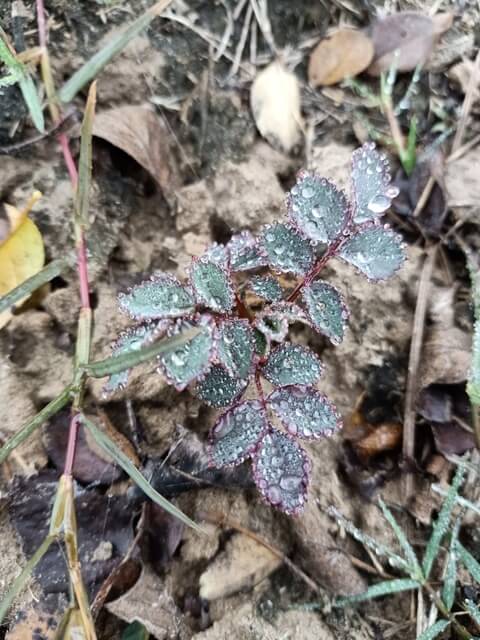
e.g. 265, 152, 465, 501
253, 430, 310, 515
423, 463, 465, 579
118, 273, 195, 320
189, 258, 234, 313
416, 620, 450, 640
209, 400, 268, 467
261, 343, 323, 387
336, 578, 420, 606
249, 275, 284, 302
268, 385, 341, 439
227, 231, 267, 271
103, 321, 169, 395
262, 223, 315, 275
339, 224, 405, 281
217, 319, 255, 380
159, 320, 214, 390
302, 280, 349, 345
288, 171, 349, 243
351, 142, 399, 223
196, 364, 246, 408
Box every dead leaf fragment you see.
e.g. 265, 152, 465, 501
308, 29, 374, 87
106, 566, 189, 639
250, 61, 303, 153
92, 105, 179, 199
449, 58, 480, 101
446, 147, 480, 208
6, 605, 61, 640
368, 12, 452, 76
431, 421, 475, 456
199, 533, 282, 600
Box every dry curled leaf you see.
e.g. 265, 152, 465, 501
250, 61, 303, 153
92, 105, 180, 199
308, 29, 374, 87
368, 11, 453, 76
449, 59, 480, 101
0, 191, 45, 329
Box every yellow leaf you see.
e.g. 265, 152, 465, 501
0, 191, 44, 329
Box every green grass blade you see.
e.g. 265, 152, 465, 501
0, 32, 44, 132
18, 73, 45, 133
81, 414, 204, 533
432, 482, 480, 516
335, 579, 420, 606
422, 463, 465, 579
0, 536, 53, 624
378, 499, 422, 579
75, 82, 95, 230
83, 327, 200, 378
402, 114, 417, 175
442, 520, 460, 612
328, 507, 410, 571
457, 542, 480, 583
465, 599, 480, 625
0, 386, 72, 464
0, 257, 70, 315
58, 0, 172, 103
417, 620, 450, 640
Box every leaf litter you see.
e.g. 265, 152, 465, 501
2, 0, 480, 638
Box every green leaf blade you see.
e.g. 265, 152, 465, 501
416, 620, 450, 640
422, 464, 465, 579
81, 414, 203, 533
335, 578, 420, 606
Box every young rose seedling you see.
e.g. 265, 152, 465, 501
107, 143, 405, 515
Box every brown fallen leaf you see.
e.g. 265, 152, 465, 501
308, 29, 374, 87
92, 105, 180, 199
431, 421, 475, 456
368, 11, 453, 76
106, 566, 189, 639
199, 533, 282, 600
250, 60, 303, 153
449, 58, 480, 101
445, 147, 480, 208
43, 409, 122, 485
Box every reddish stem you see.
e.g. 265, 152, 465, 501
287, 235, 346, 304
59, 133, 79, 186
64, 413, 80, 476
36, 0, 47, 49
36, 0, 88, 477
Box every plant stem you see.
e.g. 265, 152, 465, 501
64, 414, 80, 477
422, 583, 472, 640
287, 235, 348, 304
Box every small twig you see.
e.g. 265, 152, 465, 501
0, 109, 77, 155
201, 510, 323, 594
229, 1, 252, 77
451, 49, 480, 154
412, 175, 435, 219
403, 246, 438, 500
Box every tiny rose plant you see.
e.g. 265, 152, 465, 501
107, 143, 405, 515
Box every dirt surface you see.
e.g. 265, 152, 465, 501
1, 1, 480, 639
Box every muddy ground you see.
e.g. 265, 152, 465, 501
1, 0, 480, 639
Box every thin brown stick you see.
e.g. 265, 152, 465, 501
451, 49, 480, 154
403, 245, 438, 500
201, 510, 322, 594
